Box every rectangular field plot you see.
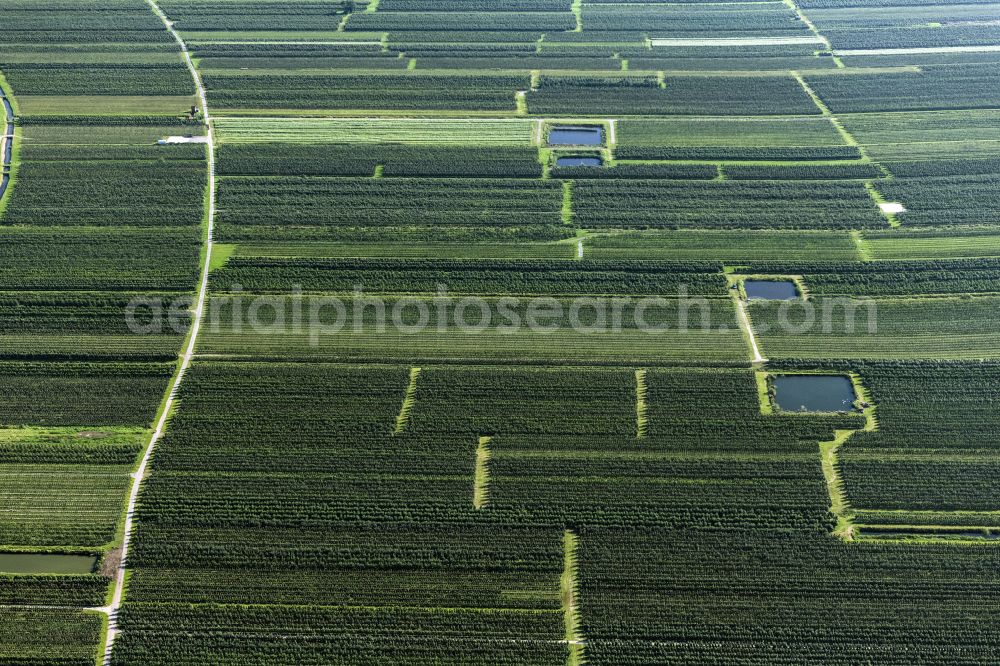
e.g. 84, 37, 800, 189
750, 296, 1000, 360
2, 63, 192, 97
202, 72, 529, 111
846, 361, 1000, 451
0, 291, 189, 361
861, 229, 1000, 260
528, 74, 820, 116
208, 257, 729, 295
196, 297, 745, 364
214, 117, 536, 145
112, 604, 568, 665
0, 609, 103, 666
217, 144, 543, 178
826, 25, 1000, 52
876, 174, 1000, 226
230, 241, 577, 260
1, 158, 206, 228
0, 334, 184, 363
0, 464, 131, 547
805, 65, 1000, 114
724, 162, 881, 180
14, 95, 199, 117
843, 454, 1000, 512
629, 55, 839, 72
0, 228, 200, 291
156, 0, 352, 31
578, 527, 1000, 664
588, 4, 809, 34
649, 37, 825, 47
584, 230, 861, 262
213, 177, 564, 235
839, 110, 1000, 161
738, 258, 1000, 296
180, 30, 382, 43
810, 3, 1000, 51
837, 362, 1000, 526
348, 11, 576, 32
615, 117, 849, 160
572, 180, 886, 229
0, 362, 171, 426
0, 426, 144, 547
197, 54, 410, 72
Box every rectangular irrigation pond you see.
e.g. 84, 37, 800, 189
0, 553, 98, 574
774, 375, 856, 413
548, 126, 604, 146
556, 156, 603, 167
745, 280, 799, 300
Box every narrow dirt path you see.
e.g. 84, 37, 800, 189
733, 296, 766, 364
99, 2, 216, 663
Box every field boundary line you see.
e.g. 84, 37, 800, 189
783, 0, 843, 67
394, 367, 421, 434
821, 373, 877, 541
790, 72, 870, 155
473, 436, 492, 510
791, 71, 899, 223
562, 530, 585, 666
99, 2, 217, 663
561, 180, 574, 224
731, 294, 766, 364
850, 230, 873, 261
635, 369, 648, 440
792, 73, 847, 133
865, 182, 903, 228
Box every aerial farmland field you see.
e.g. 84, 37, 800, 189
4, 0, 1000, 664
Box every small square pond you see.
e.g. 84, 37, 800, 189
774, 375, 856, 413
548, 126, 604, 146
744, 279, 799, 300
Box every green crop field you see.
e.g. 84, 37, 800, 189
4, 0, 1000, 663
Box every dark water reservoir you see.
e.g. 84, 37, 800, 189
1, 89, 11, 197
774, 375, 856, 412
0, 553, 98, 574
556, 156, 603, 167
548, 126, 604, 146
744, 279, 799, 300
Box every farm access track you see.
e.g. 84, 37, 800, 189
96, 1, 217, 663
